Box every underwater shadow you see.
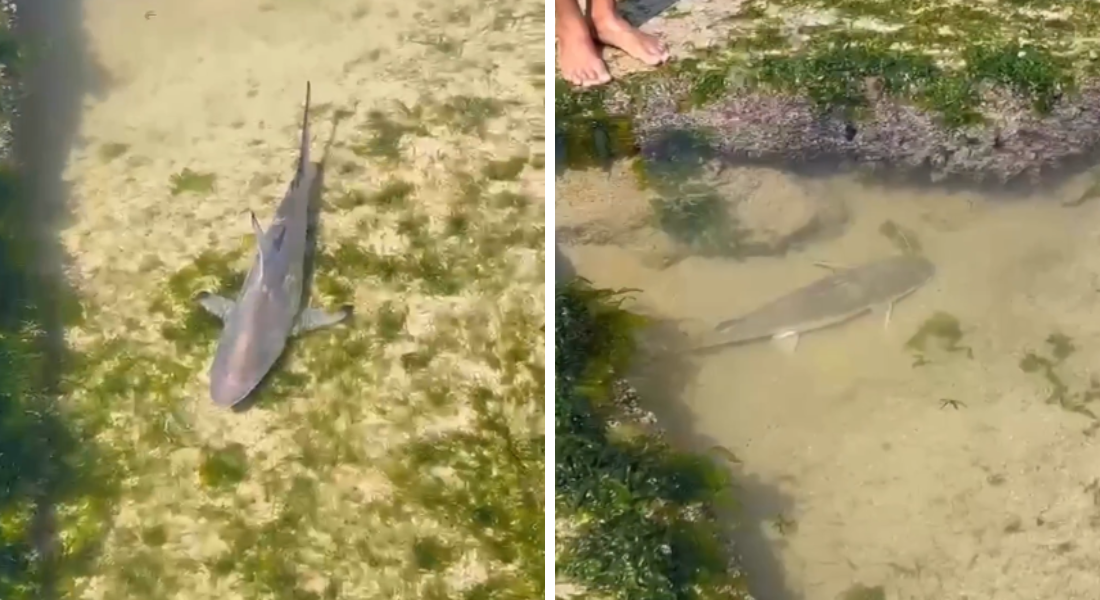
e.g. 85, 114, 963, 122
629, 316, 805, 600
555, 243, 577, 287
637, 124, 1100, 201
0, 0, 114, 597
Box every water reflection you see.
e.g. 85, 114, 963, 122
557, 128, 1100, 599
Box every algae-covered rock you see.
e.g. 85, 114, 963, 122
555, 279, 754, 600
558, 0, 1100, 185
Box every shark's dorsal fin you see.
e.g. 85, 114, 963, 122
250, 211, 268, 281
271, 222, 288, 252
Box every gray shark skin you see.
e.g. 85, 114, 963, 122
695, 255, 935, 352
196, 81, 350, 407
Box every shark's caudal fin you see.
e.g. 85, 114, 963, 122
297, 81, 312, 182
196, 291, 235, 322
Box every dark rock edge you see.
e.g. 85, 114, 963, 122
598, 73, 1100, 188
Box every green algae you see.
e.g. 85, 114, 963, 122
555, 280, 750, 600
1, 162, 116, 598
45, 49, 544, 594
482, 156, 527, 180
1019, 333, 1098, 419
97, 142, 130, 162
354, 109, 428, 163
169, 168, 217, 196
638, 130, 754, 259
330, 179, 415, 211
651, 193, 743, 256
412, 536, 455, 571
839, 583, 887, 600
905, 311, 973, 366
366, 179, 416, 210
149, 247, 246, 353
389, 409, 545, 596
752, 36, 1072, 126
59, 230, 541, 598
317, 176, 537, 298
199, 443, 249, 489
557, 114, 639, 172
555, 0, 1089, 129
434, 95, 507, 136
314, 271, 355, 305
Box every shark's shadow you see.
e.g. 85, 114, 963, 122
230, 107, 354, 413
630, 316, 805, 600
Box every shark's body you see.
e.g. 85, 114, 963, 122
694, 255, 935, 352
197, 81, 350, 407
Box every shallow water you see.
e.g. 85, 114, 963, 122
13, 0, 545, 597
557, 156, 1100, 600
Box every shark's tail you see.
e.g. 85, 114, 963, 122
299, 81, 312, 172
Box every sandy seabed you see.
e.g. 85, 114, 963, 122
558, 162, 1100, 600
56, 0, 545, 598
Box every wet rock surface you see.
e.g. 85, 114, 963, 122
623, 82, 1100, 185
563, 0, 1100, 187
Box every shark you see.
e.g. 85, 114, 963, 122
196, 81, 351, 407
693, 255, 936, 353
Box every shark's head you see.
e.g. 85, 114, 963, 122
209, 368, 264, 408
208, 322, 286, 408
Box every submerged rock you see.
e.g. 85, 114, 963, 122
556, 163, 846, 267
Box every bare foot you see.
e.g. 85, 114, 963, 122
593, 13, 670, 67
557, 25, 612, 88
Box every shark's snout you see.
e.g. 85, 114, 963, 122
209, 371, 262, 408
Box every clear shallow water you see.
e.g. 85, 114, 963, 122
7, 0, 545, 597
557, 157, 1100, 600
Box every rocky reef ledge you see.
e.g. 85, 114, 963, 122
557, 0, 1100, 184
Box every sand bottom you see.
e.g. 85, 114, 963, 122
49, 0, 545, 597
558, 163, 1100, 600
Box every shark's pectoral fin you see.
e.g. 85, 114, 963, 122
872, 301, 895, 330
771, 330, 800, 354
196, 292, 235, 322
291, 305, 353, 336
250, 211, 266, 241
